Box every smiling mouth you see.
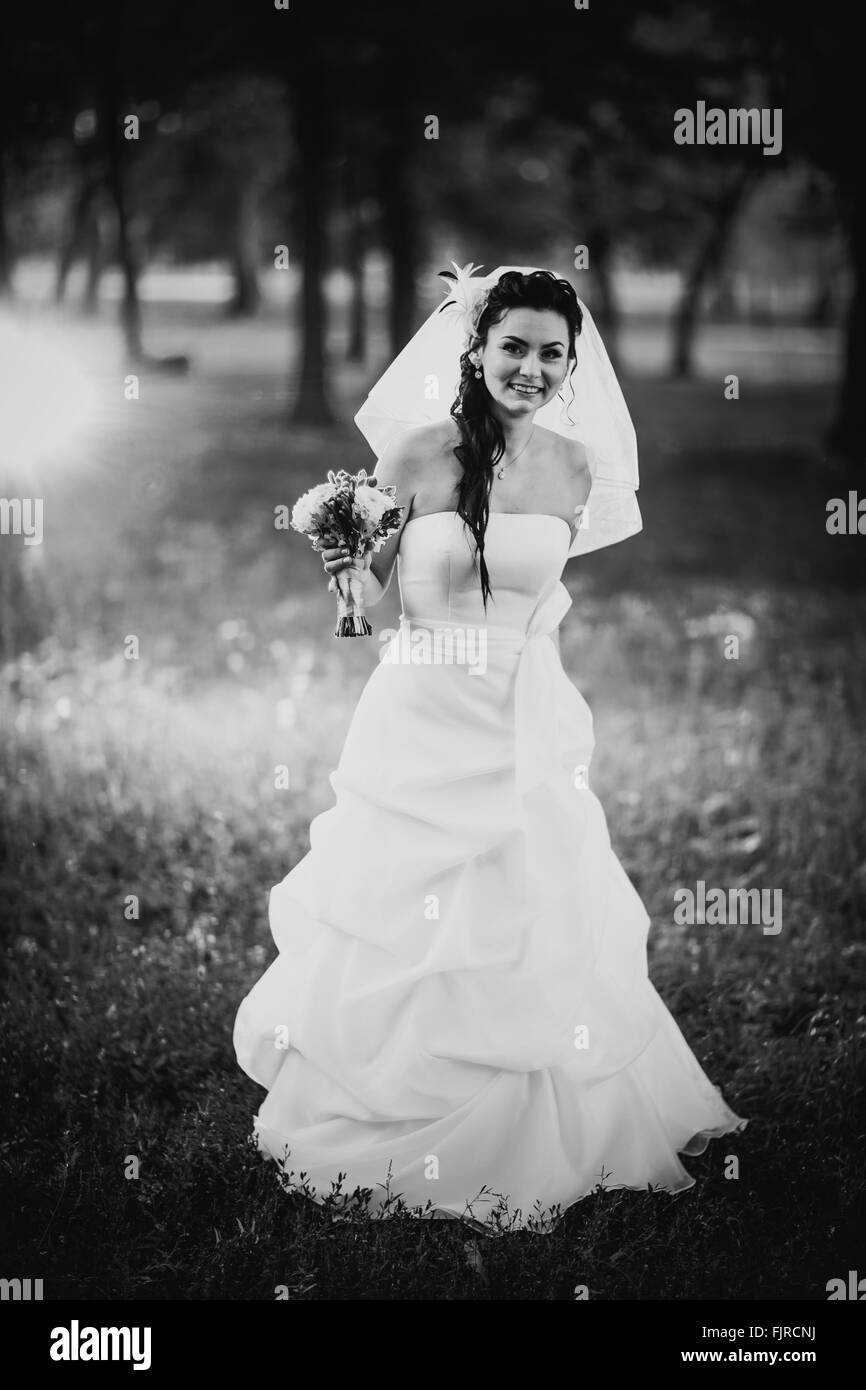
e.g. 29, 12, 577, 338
509, 383, 542, 395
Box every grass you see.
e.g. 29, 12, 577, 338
1, 304, 864, 1298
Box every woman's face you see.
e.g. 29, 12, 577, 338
473, 307, 572, 418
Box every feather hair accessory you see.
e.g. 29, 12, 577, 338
437, 261, 493, 344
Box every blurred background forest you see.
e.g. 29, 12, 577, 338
1, 0, 864, 1299
0, 0, 861, 431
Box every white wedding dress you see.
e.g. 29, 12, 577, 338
234, 510, 746, 1231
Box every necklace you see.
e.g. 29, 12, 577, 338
495, 427, 535, 480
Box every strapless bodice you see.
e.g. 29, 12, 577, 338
397, 511, 572, 635
392, 511, 581, 797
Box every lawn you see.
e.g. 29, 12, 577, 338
1, 303, 864, 1298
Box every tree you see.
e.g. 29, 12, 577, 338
290, 34, 336, 425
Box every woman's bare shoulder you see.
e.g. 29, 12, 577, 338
377, 420, 457, 466
407, 419, 461, 459
370, 420, 459, 499
537, 426, 587, 465
551, 433, 591, 493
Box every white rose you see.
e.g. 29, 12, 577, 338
291, 484, 333, 533
353, 485, 395, 533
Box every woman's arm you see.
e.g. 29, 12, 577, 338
366, 434, 418, 599
320, 433, 417, 605
566, 442, 594, 551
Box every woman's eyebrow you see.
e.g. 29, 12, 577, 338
500, 334, 565, 348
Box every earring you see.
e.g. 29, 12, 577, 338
474, 368, 482, 378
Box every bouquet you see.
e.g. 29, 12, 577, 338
291, 469, 404, 636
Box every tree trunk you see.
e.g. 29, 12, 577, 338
102, 87, 144, 361
291, 52, 334, 426
806, 280, 834, 328
345, 161, 367, 363
379, 115, 416, 355
0, 148, 13, 297
339, 119, 368, 362
82, 197, 106, 314
228, 174, 261, 318
56, 169, 99, 304
672, 168, 753, 379
829, 178, 865, 460
97, 2, 144, 362
107, 152, 143, 360
585, 227, 621, 373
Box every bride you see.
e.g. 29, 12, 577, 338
233, 264, 746, 1233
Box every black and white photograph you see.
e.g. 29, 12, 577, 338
1, 0, 863, 1347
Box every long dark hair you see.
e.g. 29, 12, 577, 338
446, 269, 583, 610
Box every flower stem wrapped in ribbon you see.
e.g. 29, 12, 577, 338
291, 469, 404, 636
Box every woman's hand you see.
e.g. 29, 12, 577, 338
322, 545, 372, 594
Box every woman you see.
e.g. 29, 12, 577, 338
234, 265, 746, 1233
